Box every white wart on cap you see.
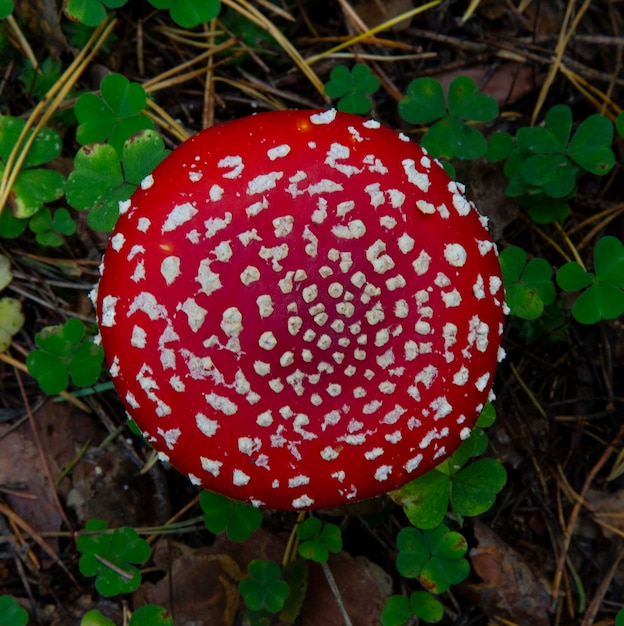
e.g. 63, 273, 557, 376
96, 109, 506, 510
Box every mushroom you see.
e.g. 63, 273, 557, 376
95, 109, 505, 510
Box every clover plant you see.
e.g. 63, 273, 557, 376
557, 235, 624, 324
199, 489, 263, 542
0, 0, 12, 17
382, 591, 443, 626
239, 559, 291, 614
0, 595, 28, 626
0, 115, 65, 219
26, 318, 104, 394
76, 519, 151, 597
147, 0, 221, 29
325, 64, 380, 115
66, 128, 169, 231
296, 516, 342, 563
398, 76, 499, 162
64, 0, 128, 27
0, 254, 24, 352
28, 207, 77, 247
500, 246, 556, 319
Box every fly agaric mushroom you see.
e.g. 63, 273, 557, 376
95, 109, 505, 510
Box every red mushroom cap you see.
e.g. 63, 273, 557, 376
96, 109, 505, 510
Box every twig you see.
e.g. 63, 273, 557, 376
321, 560, 353, 626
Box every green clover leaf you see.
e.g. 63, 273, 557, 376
500, 246, 556, 319
129, 605, 174, 626
29, 207, 76, 247
77, 519, 150, 597
325, 64, 380, 115
66, 129, 169, 231
148, 0, 221, 28
81, 609, 116, 626
567, 114, 615, 174
557, 236, 624, 324
0, 116, 65, 218
26, 318, 104, 394
0, 0, 13, 18
64, 0, 128, 27
239, 560, 290, 614
200, 490, 263, 542
75, 73, 153, 155
382, 592, 444, 626
0, 595, 28, 626
398, 77, 445, 125
296, 517, 342, 563
447, 75, 499, 121
396, 524, 469, 593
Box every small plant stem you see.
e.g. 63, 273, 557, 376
6, 15, 37, 69
554, 222, 586, 270
510, 362, 547, 418
321, 560, 353, 626
0, 18, 117, 214
144, 99, 190, 143
221, 0, 327, 98
94, 553, 135, 581
304, 0, 442, 66
282, 510, 306, 567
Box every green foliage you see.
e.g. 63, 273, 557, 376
399, 76, 499, 160
324, 64, 380, 115
129, 605, 174, 626
26, 318, 104, 394
296, 516, 342, 563
0, 255, 24, 352
199, 490, 263, 542
617, 111, 624, 138
0, 115, 65, 219
0, 595, 28, 626
504, 105, 614, 221
396, 523, 469, 593
279, 559, 309, 623
76, 519, 151, 597
66, 129, 169, 231
500, 246, 556, 319
557, 236, 624, 324
616, 607, 624, 626
0, 0, 13, 18
147, 0, 221, 28
63, 0, 127, 27
381, 591, 443, 625
239, 559, 290, 614
391, 404, 506, 529
81, 610, 116, 626
75, 73, 153, 155
29, 207, 77, 246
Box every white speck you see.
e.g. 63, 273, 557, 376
365, 447, 384, 460
292, 495, 314, 508
475, 372, 491, 392
218, 155, 243, 179
366, 239, 395, 274
162, 202, 198, 233
404, 454, 423, 473
416, 200, 436, 214
246, 198, 269, 218
204, 212, 232, 237
442, 289, 462, 308
332, 219, 367, 239
327, 383, 342, 397
205, 393, 237, 415
128, 292, 168, 320
326, 142, 362, 176
240, 265, 261, 286
375, 465, 393, 481
160, 256, 181, 285
280, 351, 295, 367
259, 331, 277, 350
180, 298, 208, 332
259, 243, 289, 271
100, 295, 119, 327
402, 159, 430, 192
310, 109, 337, 124
233, 470, 251, 486
273, 215, 294, 237
257, 410, 274, 427
200, 458, 222, 476
268, 144, 291, 160
444, 243, 467, 267
307, 179, 343, 195
363, 119, 381, 129
118, 199, 131, 215
157, 427, 181, 450
221, 307, 243, 337
363, 400, 382, 414
188, 474, 201, 486
257, 294, 274, 318
385, 275, 406, 291
449, 181, 471, 215
460, 427, 472, 440
131, 325, 147, 348
289, 475, 310, 488
337, 200, 355, 217
415, 320, 431, 335
478, 239, 495, 255
196, 259, 222, 296
431, 396, 453, 420
453, 367, 469, 386
365, 182, 385, 207
111, 233, 125, 251
189, 170, 202, 182
269, 378, 284, 393
473, 275, 486, 299
412, 250, 431, 275
489, 275, 503, 295
140, 174, 154, 189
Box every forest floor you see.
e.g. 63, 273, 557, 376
1, 1, 624, 625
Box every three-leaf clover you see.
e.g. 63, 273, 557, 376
66, 129, 169, 231
26, 318, 104, 394
147, 0, 221, 28
75, 73, 153, 155
0, 116, 65, 218
382, 591, 443, 625
29, 207, 77, 247
0, 595, 29, 626
64, 0, 128, 28
396, 523, 469, 593
504, 104, 614, 202
239, 559, 290, 614
557, 235, 624, 324
399, 76, 499, 160
76, 519, 151, 597
200, 490, 263, 542
296, 517, 342, 563
391, 404, 506, 529
500, 246, 556, 319
325, 64, 380, 115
